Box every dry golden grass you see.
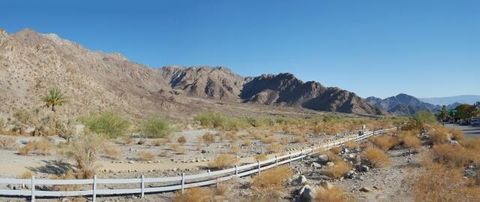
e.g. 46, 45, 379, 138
369, 135, 399, 151
151, 138, 168, 146
316, 186, 352, 202
177, 136, 187, 145
173, 187, 212, 202
449, 128, 464, 141
326, 160, 352, 179
431, 144, 471, 167
208, 154, 238, 169
224, 131, 238, 142
330, 147, 342, 155
18, 170, 33, 179
361, 146, 390, 168
251, 166, 293, 201
255, 154, 268, 161
0, 136, 17, 150
414, 163, 480, 201
429, 125, 451, 144
170, 143, 186, 154
136, 150, 156, 161
50, 170, 83, 191
261, 135, 277, 144
102, 142, 121, 160
400, 132, 422, 150
291, 135, 307, 144
214, 181, 233, 198
343, 141, 359, 150
18, 138, 52, 155
122, 136, 134, 145
201, 133, 216, 145
267, 142, 283, 153
230, 145, 240, 154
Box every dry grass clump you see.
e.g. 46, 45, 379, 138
399, 132, 422, 150
343, 141, 359, 150
151, 138, 168, 146
316, 186, 352, 202
50, 170, 83, 191
0, 136, 17, 150
213, 181, 234, 199
174, 187, 212, 202
361, 146, 390, 168
255, 154, 268, 161
369, 135, 399, 151
177, 136, 187, 145
201, 133, 216, 145
291, 135, 306, 144
18, 138, 53, 155
428, 125, 455, 144
330, 147, 342, 155
209, 154, 238, 169
449, 128, 464, 141
66, 133, 104, 179
18, 170, 33, 179
261, 135, 277, 144
137, 150, 156, 161
414, 163, 480, 201
251, 166, 293, 201
224, 131, 238, 142
431, 144, 470, 167
326, 160, 352, 179
230, 145, 240, 154
170, 143, 185, 154
267, 142, 283, 153
102, 143, 121, 160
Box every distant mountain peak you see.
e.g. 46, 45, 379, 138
367, 93, 439, 115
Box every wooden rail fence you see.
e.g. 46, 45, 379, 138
0, 128, 393, 201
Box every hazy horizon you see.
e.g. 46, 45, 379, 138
2, 0, 479, 98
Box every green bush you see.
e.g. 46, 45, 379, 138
141, 117, 172, 138
194, 112, 227, 129
81, 112, 130, 139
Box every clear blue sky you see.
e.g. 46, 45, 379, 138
1, 0, 479, 98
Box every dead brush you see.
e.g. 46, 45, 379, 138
136, 150, 156, 161
177, 136, 187, 145
18, 138, 53, 155
102, 142, 121, 160
429, 125, 451, 144
255, 154, 268, 161
151, 138, 168, 146
326, 160, 352, 179
18, 170, 33, 179
201, 133, 216, 145
224, 131, 238, 142
170, 143, 186, 154
316, 186, 353, 202
230, 145, 240, 154
369, 135, 399, 151
50, 170, 83, 191
361, 146, 390, 168
431, 144, 471, 167
343, 141, 359, 150
208, 154, 238, 169
0, 136, 17, 150
173, 187, 213, 202
400, 133, 422, 150
250, 166, 293, 201
267, 142, 283, 153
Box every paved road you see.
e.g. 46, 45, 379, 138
445, 124, 480, 138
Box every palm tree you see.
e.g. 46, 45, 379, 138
438, 105, 449, 123
42, 87, 65, 112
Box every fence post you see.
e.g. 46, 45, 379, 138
275, 156, 278, 166
181, 173, 185, 194
141, 175, 145, 198
235, 165, 238, 176
300, 149, 304, 162
288, 152, 292, 165
92, 175, 97, 202
257, 160, 261, 175
30, 176, 35, 202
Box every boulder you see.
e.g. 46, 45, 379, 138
311, 162, 322, 169
317, 154, 329, 164
298, 185, 316, 202
292, 175, 308, 186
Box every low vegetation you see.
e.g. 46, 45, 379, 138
141, 117, 172, 138
102, 142, 121, 159
326, 160, 352, 179
136, 150, 156, 161
0, 136, 17, 150
369, 135, 399, 151
173, 187, 212, 202
208, 154, 238, 169
81, 111, 130, 139
18, 138, 53, 155
65, 133, 104, 178
315, 186, 352, 202
361, 146, 390, 168
250, 166, 293, 201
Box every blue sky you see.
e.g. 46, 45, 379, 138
1, 0, 479, 98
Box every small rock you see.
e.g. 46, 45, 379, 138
317, 154, 329, 164
360, 187, 373, 192
326, 162, 335, 167
298, 185, 316, 202
311, 162, 322, 169
465, 169, 477, 177
320, 181, 333, 190
128, 161, 134, 164
356, 165, 369, 172
201, 150, 207, 154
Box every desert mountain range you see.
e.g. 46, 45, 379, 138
0, 28, 384, 119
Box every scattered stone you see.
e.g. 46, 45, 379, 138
298, 185, 316, 202
465, 169, 477, 177
311, 162, 322, 169
356, 165, 369, 172
128, 161, 134, 164
320, 181, 333, 190
326, 162, 335, 167
360, 187, 373, 192
317, 154, 329, 164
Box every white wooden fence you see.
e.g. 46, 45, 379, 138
0, 128, 393, 201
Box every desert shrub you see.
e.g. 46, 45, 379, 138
0, 136, 17, 150
208, 154, 238, 169
431, 144, 470, 167
400, 132, 422, 150
141, 117, 172, 138
361, 146, 390, 168
122, 136, 134, 145
82, 111, 130, 139
230, 145, 240, 154
18, 138, 53, 155
429, 125, 451, 144
449, 128, 464, 141
173, 187, 213, 202
213, 181, 233, 198
251, 166, 293, 201
414, 163, 480, 201
18, 170, 33, 179
224, 131, 238, 142
102, 143, 121, 160
326, 160, 352, 179
369, 135, 399, 151
194, 112, 227, 129
66, 133, 104, 178
267, 142, 283, 153
50, 170, 83, 191
201, 133, 216, 145
13, 109, 33, 125
292, 135, 306, 143
255, 154, 268, 161
170, 143, 185, 154
177, 136, 187, 144
330, 147, 342, 155
344, 141, 359, 150
137, 150, 156, 161
315, 186, 352, 202
151, 138, 169, 146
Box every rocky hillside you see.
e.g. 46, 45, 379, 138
0, 28, 384, 119
366, 94, 439, 115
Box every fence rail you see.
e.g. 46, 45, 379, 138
0, 128, 394, 201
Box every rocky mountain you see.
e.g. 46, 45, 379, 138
420, 95, 480, 106
0, 28, 384, 119
366, 94, 439, 115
